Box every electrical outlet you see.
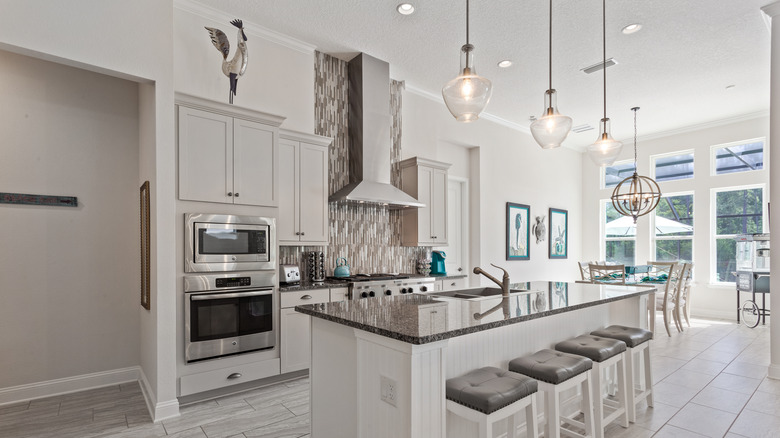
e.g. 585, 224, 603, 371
380, 375, 397, 407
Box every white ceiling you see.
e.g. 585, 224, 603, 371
195, 0, 771, 150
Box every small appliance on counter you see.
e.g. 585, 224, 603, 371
431, 251, 447, 276
307, 251, 325, 282
279, 264, 301, 285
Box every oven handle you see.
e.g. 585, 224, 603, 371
191, 289, 274, 301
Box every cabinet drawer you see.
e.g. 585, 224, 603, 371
179, 358, 280, 396
281, 288, 330, 308
330, 287, 348, 302
440, 277, 467, 291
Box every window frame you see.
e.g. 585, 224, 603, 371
601, 199, 636, 264
710, 183, 767, 285
652, 191, 695, 266
709, 137, 766, 177
600, 158, 635, 190
650, 149, 695, 182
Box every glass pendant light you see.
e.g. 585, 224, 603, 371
586, 0, 623, 166
610, 107, 661, 222
442, 0, 492, 122
530, 0, 572, 149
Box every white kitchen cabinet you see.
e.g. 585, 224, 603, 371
330, 287, 348, 302
435, 277, 467, 292
400, 157, 451, 246
278, 130, 331, 245
176, 94, 285, 207
281, 288, 330, 374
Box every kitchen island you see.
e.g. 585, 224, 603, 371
295, 281, 655, 438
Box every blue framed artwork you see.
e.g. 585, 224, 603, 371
549, 208, 568, 259
506, 202, 530, 260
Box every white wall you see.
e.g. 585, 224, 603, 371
0, 50, 140, 387
0, 0, 177, 419
402, 90, 584, 285
581, 116, 770, 320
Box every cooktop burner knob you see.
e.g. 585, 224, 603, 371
385, 290, 392, 295
407, 286, 415, 293
368, 291, 376, 297
400, 288, 407, 294
420, 285, 428, 292
361, 292, 368, 298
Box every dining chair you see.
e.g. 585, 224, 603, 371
589, 264, 626, 285
579, 261, 593, 281
646, 261, 676, 334
653, 263, 686, 336
675, 263, 694, 330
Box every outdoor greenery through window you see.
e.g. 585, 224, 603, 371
714, 186, 764, 282
604, 201, 635, 265
713, 139, 764, 175
654, 194, 694, 263
604, 161, 636, 189
654, 152, 694, 182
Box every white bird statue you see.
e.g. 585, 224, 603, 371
205, 19, 248, 104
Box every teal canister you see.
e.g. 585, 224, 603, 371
431, 251, 447, 276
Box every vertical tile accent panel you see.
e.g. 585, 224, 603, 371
279, 53, 425, 276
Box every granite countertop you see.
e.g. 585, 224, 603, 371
429, 273, 468, 279
279, 280, 346, 292
295, 281, 656, 345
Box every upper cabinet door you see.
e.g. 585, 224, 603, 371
299, 142, 329, 244
277, 139, 299, 243
417, 165, 434, 245
233, 119, 278, 207
399, 157, 451, 246
178, 106, 233, 204
431, 168, 448, 244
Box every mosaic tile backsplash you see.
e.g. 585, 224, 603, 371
279, 52, 427, 277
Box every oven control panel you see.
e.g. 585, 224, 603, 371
216, 277, 252, 288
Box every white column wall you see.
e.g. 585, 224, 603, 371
762, 0, 780, 381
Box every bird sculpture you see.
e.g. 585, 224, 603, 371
532, 215, 546, 244
205, 19, 248, 104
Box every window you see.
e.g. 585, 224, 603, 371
653, 194, 693, 263
603, 160, 636, 189
604, 201, 635, 265
653, 151, 694, 182
712, 138, 765, 175
712, 186, 765, 283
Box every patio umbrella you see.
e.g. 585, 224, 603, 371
606, 215, 693, 236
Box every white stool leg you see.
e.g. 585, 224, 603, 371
591, 366, 604, 438
624, 347, 637, 422
581, 373, 595, 438
546, 387, 561, 438
617, 355, 629, 428
527, 396, 539, 438
644, 343, 654, 408
479, 415, 490, 438
507, 411, 517, 438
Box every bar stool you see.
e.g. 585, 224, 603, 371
446, 366, 539, 438
509, 349, 595, 438
591, 325, 653, 422
555, 335, 629, 438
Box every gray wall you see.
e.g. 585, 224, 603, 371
0, 50, 140, 387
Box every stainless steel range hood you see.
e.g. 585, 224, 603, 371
328, 53, 425, 209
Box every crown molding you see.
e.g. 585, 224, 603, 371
622, 110, 770, 145
174, 0, 316, 55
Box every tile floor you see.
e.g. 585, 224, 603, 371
0, 317, 777, 437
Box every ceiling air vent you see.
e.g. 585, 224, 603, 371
572, 124, 594, 133
581, 58, 618, 74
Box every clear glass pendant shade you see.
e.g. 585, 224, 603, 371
530, 89, 572, 149
442, 44, 492, 122
586, 118, 623, 166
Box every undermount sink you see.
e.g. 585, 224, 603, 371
429, 287, 527, 300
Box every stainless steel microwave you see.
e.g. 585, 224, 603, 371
185, 213, 275, 272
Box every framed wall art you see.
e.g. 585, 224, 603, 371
549, 207, 568, 259
506, 202, 530, 260
140, 181, 151, 310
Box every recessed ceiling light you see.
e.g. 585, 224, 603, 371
497, 60, 513, 68
529, 115, 537, 121
621, 23, 642, 34
397, 3, 415, 15
726, 84, 736, 90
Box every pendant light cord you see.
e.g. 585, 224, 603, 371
633, 107, 638, 166
466, 0, 470, 45
602, 0, 607, 120
548, 0, 553, 91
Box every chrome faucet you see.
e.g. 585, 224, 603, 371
473, 264, 510, 298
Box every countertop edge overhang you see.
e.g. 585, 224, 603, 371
295, 283, 657, 345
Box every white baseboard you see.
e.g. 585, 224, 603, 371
0, 367, 141, 406
690, 309, 736, 321
768, 364, 780, 380
138, 368, 180, 422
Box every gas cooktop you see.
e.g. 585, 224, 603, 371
326, 274, 411, 282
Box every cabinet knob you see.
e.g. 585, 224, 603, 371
227, 192, 233, 197
234, 192, 239, 197
295, 232, 300, 235
458, 267, 463, 272
300, 232, 305, 236
451, 282, 456, 286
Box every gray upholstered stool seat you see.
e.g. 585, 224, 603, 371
555, 334, 627, 362
590, 325, 652, 348
508, 349, 593, 384
446, 366, 538, 414
509, 349, 596, 438
446, 366, 539, 438
590, 325, 655, 423
556, 334, 629, 438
